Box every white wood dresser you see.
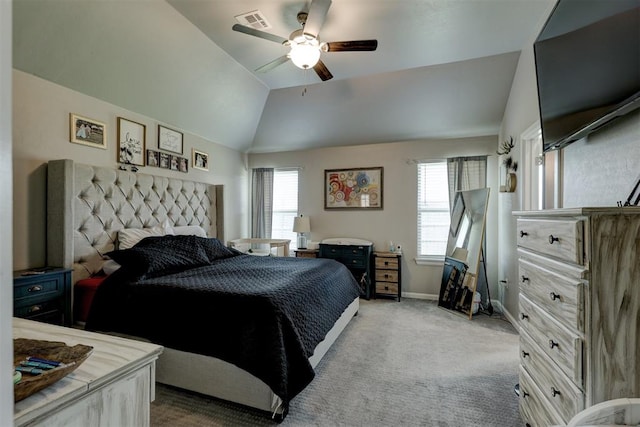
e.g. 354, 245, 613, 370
514, 208, 640, 426
13, 318, 163, 427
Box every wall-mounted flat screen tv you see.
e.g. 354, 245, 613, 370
534, 0, 640, 152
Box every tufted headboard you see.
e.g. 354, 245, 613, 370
46, 159, 222, 283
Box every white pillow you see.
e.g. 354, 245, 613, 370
118, 221, 171, 249
172, 225, 207, 237
102, 259, 121, 275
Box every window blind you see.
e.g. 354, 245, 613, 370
272, 169, 299, 250
417, 161, 450, 257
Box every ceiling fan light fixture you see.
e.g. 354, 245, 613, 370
289, 41, 321, 69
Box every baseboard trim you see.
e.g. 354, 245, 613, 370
401, 292, 438, 301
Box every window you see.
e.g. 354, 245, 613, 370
417, 161, 450, 259
271, 169, 299, 250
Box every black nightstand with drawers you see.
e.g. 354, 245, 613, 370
13, 267, 72, 326
319, 243, 373, 299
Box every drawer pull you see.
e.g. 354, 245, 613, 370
384, 261, 389, 266
520, 313, 529, 320
28, 305, 42, 313
385, 286, 389, 291
549, 339, 559, 349
384, 274, 389, 278
548, 234, 560, 244
520, 230, 529, 238
352, 260, 357, 264
521, 350, 529, 358
521, 275, 530, 283
549, 292, 561, 301
28, 285, 43, 292
551, 387, 561, 397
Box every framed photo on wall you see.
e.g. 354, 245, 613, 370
117, 117, 146, 166
158, 125, 183, 154
159, 152, 170, 169
146, 149, 159, 167
193, 149, 209, 171
69, 113, 106, 149
324, 167, 383, 210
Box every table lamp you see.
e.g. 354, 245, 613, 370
292, 215, 311, 249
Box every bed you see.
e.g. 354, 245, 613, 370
46, 159, 360, 420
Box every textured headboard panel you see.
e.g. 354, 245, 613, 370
47, 159, 218, 282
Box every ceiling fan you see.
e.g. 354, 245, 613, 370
232, 0, 378, 81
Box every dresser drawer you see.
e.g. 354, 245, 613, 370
517, 218, 584, 265
519, 296, 583, 385
519, 366, 564, 427
375, 270, 398, 283
374, 257, 398, 270
520, 331, 584, 423
519, 258, 585, 332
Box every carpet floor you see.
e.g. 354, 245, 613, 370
151, 298, 522, 426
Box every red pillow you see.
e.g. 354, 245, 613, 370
74, 276, 106, 324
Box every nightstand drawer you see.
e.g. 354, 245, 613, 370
517, 218, 584, 265
343, 256, 366, 268
374, 257, 398, 269
14, 276, 63, 300
13, 268, 72, 326
376, 282, 398, 295
14, 299, 63, 318
375, 270, 398, 283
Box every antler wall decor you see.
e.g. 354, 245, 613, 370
497, 136, 515, 155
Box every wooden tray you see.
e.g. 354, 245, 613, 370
14, 338, 93, 402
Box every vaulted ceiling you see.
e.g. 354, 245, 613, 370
13, 0, 555, 153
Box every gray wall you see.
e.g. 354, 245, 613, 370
250, 138, 500, 298
12, 71, 249, 270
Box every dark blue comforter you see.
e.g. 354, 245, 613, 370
86, 235, 360, 408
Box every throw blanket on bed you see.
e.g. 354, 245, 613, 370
86, 235, 360, 407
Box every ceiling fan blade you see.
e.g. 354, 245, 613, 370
324, 40, 378, 52
255, 55, 290, 73
313, 59, 333, 81
303, 0, 332, 39
232, 24, 288, 44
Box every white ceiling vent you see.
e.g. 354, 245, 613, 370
235, 10, 272, 30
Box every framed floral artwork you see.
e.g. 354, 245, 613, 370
324, 167, 383, 210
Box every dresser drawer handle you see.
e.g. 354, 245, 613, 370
549, 340, 559, 349
351, 260, 358, 264
521, 276, 529, 283
521, 350, 529, 358
384, 286, 389, 291
384, 261, 389, 266
551, 387, 561, 397
28, 305, 43, 313
548, 234, 560, 244
520, 230, 529, 238
520, 313, 529, 320
28, 285, 43, 292
549, 292, 561, 301
384, 274, 389, 278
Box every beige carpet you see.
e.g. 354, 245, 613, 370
151, 298, 522, 426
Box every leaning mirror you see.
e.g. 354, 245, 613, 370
438, 188, 490, 319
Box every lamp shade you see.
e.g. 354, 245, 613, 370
292, 216, 311, 233
289, 41, 320, 69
